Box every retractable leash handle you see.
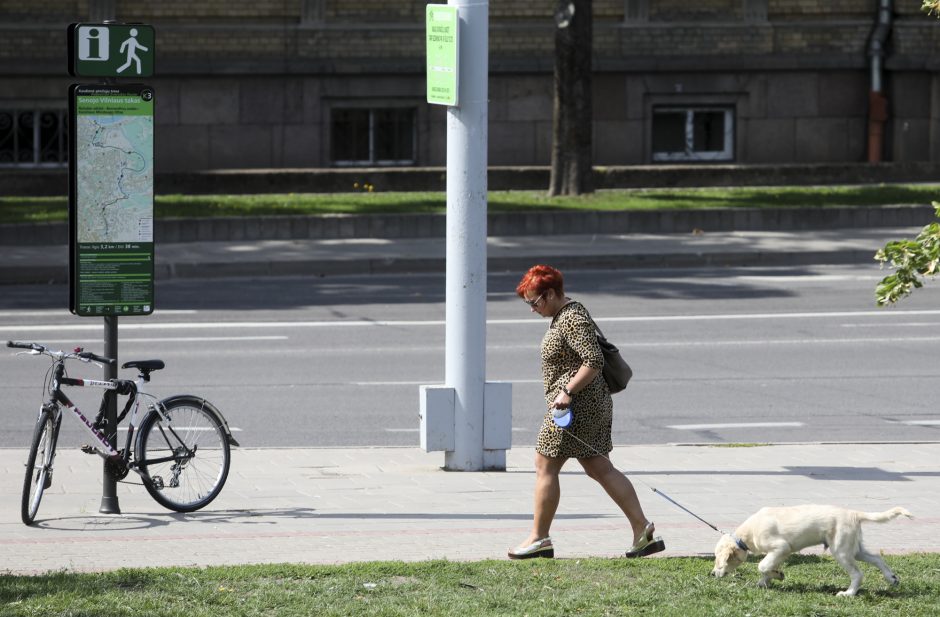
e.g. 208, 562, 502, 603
552, 407, 574, 428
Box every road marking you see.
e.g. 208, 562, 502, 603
587, 309, 940, 324
0, 310, 940, 332
624, 336, 940, 347
354, 380, 440, 386
5, 309, 940, 333
0, 310, 197, 317
351, 379, 542, 386
386, 427, 532, 432
2, 336, 289, 345
667, 422, 805, 431
117, 426, 243, 432
734, 274, 881, 282
895, 420, 940, 426
842, 323, 938, 328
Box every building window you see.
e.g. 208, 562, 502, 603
0, 108, 69, 167
651, 106, 734, 162
330, 107, 416, 166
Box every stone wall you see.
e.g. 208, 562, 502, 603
2, 1, 940, 170
6, 1, 940, 71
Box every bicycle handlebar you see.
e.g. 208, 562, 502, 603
77, 350, 116, 365
6, 340, 116, 365
7, 340, 42, 351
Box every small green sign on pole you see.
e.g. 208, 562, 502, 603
68, 23, 155, 78
426, 5, 459, 106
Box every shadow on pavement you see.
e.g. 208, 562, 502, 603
0, 267, 807, 311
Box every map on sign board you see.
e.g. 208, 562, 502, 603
69, 84, 155, 316
75, 100, 154, 243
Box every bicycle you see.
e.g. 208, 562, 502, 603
8, 340, 239, 526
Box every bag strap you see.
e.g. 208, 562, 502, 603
558, 300, 609, 341
589, 316, 608, 341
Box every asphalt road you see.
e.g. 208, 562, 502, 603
1, 263, 938, 449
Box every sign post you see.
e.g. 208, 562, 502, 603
67, 22, 155, 514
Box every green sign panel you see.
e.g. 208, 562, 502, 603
68, 23, 155, 78
426, 5, 459, 106
69, 84, 155, 316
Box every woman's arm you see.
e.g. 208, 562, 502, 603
552, 364, 601, 409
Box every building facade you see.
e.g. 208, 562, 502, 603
1, 0, 939, 173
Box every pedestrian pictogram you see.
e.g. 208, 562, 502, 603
69, 23, 155, 78
117, 28, 149, 74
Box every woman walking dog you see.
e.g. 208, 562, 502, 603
508, 264, 665, 560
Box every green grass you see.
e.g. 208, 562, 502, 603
2, 184, 939, 224
2, 555, 937, 616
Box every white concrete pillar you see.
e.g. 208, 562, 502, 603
444, 0, 488, 471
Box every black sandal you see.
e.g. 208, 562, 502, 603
625, 522, 665, 558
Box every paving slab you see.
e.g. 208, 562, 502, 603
1, 443, 936, 575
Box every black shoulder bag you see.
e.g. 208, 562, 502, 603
593, 321, 633, 394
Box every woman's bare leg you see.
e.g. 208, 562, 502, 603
517, 453, 567, 546
579, 455, 651, 544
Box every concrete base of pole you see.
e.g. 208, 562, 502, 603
420, 381, 510, 471
483, 450, 506, 471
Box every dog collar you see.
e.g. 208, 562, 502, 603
732, 534, 749, 552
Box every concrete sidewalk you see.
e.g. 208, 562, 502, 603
0, 226, 924, 285
1, 443, 937, 575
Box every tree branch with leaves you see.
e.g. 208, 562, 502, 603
873, 0, 940, 305
875, 205, 940, 306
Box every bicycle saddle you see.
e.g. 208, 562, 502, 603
122, 359, 165, 371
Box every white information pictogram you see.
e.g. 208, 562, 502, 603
78, 26, 109, 61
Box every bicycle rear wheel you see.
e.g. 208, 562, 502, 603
22, 407, 58, 525
136, 397, 230, 512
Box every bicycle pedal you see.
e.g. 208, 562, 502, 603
80, 444, 97, 455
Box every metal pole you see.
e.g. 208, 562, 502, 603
444, 0, 488, 471
99, 314, 121, 514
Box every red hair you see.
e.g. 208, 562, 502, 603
516, 264, 564, 298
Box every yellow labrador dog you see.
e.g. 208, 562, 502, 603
711, 505, 912, 596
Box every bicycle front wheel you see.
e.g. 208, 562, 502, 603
22, 407, 58, 525
136, 397, 230, 512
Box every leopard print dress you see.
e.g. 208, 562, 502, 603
535, 300, 613, 459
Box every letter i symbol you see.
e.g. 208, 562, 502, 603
88, 29, 101, 59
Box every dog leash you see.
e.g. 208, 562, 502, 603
551, 408, 731, 537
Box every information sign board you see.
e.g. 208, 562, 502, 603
426, 5, 459, 106
68, 23, 155, 78
69, 84, 155, 316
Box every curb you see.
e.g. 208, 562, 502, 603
0, 249, 881, 286
0, 205, 935, 247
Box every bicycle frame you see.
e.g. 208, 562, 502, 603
49, 360, 155, 476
